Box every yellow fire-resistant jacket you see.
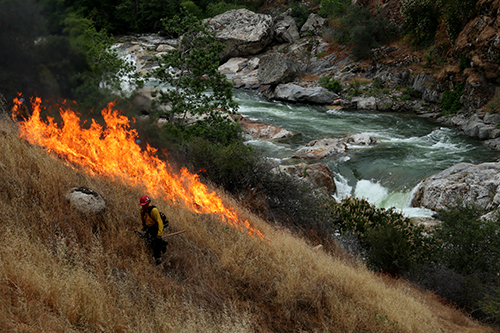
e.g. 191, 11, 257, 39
140, 206, 164, 237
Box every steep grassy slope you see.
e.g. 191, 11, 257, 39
0, 119, 496, 332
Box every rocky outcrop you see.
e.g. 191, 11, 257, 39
300, 13, 328, 37
274, 9, 300, 44
205, 9, 274, 62
293, 138, 348, 160
275, 163, 336, 194
345, 133, 380, 145
258, 53, 301, 85
454, 0, 500, 84
218, 57, 261, 89
272, 83, 339, 104
292, 133, 380, 160
411, 162, 500, 215
65, 186, 107, 215
234, 115, 296, 140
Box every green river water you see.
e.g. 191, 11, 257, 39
234, 90, 500, 217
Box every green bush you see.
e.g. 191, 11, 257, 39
428, 204, 500, 323
441, 81, 464, 115
401, 0, 440, 47
459, 52, 470, 72
441, 0, 476, 43
289, 0, 312, 29
319, 0, 350, 18
319, 76, 343, 93
331, 4, 397, 60
330, 197, 432, 273
205, 1, 245, 18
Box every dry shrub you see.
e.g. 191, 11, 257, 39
0, 119, 497, 333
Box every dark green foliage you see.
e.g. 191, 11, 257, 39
422, 204, 500, 323
150, 11, 237, 125
440, 0, 477, 43
179, 136, 258, 193
432, 204, 500, 279
319, 0, 350, 18
288, 0, 312, 29
181, 1, 204, 19
318, 76, 343, 93
330, 197, 432, 273
330, 4, 397, 60
401, 0, 440, 47
206, 1, 245, 18
441, 82, 464, 115
401, 86, 420, 100
459, 52, 470, 72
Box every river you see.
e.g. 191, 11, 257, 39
234, 90, 500, 217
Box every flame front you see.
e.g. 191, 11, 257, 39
19, 98, 264, 238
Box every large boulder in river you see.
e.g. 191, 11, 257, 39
205, 9, 274, 62
273, 83, 339, 104
258, 53, 301, 85
293, 138, 347, 160
234, 114, 296, 140
411, 162, 500, 212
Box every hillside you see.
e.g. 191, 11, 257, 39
1, 111, 498, 332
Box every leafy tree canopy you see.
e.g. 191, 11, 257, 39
149, 11, 238, 137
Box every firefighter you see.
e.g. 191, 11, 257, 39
11, 97, 30, 122
139, 195, 167, 265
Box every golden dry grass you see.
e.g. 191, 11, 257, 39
0, 119, 498, 333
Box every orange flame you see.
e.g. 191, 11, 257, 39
19, 98, 264, 239
10, 93, 24, 120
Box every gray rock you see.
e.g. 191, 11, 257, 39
273, 83, 338, 104
274, 9, 300, 44
65, 186, 107, 215
483, 112, 500, 126
462, 114, 484, 138
235, 115, 296, 140
293, 138, 347, 160
300, 13, 328, 37
352, 96, 377, 110
258, 53, 301, 85
205, 9, 274, 62
411, 73, 435, 94
411, 162, 500, 212
344, 133, 380, 145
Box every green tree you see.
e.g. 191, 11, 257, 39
330, 197, 432, 273
150, 11, 238, 126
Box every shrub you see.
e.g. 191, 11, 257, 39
401, 0, 440, 47
382, 88, 390, 94
441, 0, 477, 43
427, 204, 500, 322
205, 1, 245, 18
319, 0, 350, 18
289, 0, 312, 29
459, 52, 469, 72
319, 75, 343, 93
441, 81, 464, 115
330, 197, 432, 274
487, 96, 500, 114
332, 4, 397, 60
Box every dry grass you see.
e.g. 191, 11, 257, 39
0, 119, 497, 332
